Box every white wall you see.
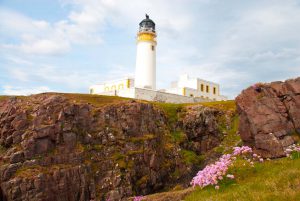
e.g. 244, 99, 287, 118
165, 74, 227, 101
117, 88, 136, 99
89, 78, 134, 94
134, 88, 206, 103
177, 74, 198, 89
135, 40, 156, 90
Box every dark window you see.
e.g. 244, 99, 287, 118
151, 45, 155, 51
213, 87, 216, 94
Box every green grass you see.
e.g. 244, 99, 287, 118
46, 92, 130, 107
184, 157, 300, 201
214, 115, 241, 154
170, 131, 186, 144
0, 96, 9, 101
0, 93, 130, 107
0, 145, 6, 153
180, 149, 203, 165
198, 100, 236, 112
155, 103, 184, 125
0, 95, 28, 101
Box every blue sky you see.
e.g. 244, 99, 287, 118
0, 0, 300, 98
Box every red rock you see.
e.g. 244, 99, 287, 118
236, 77, 300, 158
0, 93, 229, 201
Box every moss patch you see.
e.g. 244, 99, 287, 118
198, 100, 236, 112
155, 103, 184, 125
290, 129, 300, 143
0, 145, 7, 154
180, 149, 203, 165
15, 164, 74, 179
130, 134, 156, 143
214, 115, 241, 154
170, 131, 186, 144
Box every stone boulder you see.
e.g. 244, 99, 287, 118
236, 77, 300, 158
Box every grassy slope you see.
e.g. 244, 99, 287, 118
144, 158, 300, 201
185, 157, 300, 201
0, 96, 10, 101
45, 93, 131, 106
0, 93, 129, 106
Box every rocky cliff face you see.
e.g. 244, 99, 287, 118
0, 94, 232, 201
236, 77, 300, 158
178, 105, 227, 154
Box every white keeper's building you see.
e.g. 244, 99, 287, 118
89, 15, 227, 103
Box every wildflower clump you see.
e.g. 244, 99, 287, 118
133, 196, 144, 201
191, 146, 262, 189
285, 144, 300, 159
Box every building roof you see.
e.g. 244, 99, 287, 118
139, 14, 155, 32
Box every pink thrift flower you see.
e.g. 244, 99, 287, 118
285, 148, 293, 153
215, 185, 220, 190
133, 196, 144, 201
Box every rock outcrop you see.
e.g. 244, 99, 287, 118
236, 77, 300, 158
0, 94, 231, 201
179, 105, 228, 154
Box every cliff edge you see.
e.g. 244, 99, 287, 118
0, 93, 234, 201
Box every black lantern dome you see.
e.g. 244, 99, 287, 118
139, 14, 155, 33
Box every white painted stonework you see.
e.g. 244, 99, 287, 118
135, 40, 156, 90
89, 74, 227, 103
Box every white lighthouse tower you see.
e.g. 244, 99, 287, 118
89, 15, 228, 102
135, 14, 157, 90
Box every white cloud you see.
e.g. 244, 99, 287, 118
3, 59, 101, 91
3, 85, 51, 95
0, 2, 107, 55
3, 39, 70, 55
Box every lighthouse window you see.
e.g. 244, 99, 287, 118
200, 84, 204, 92
151, 45, 155, 51
118, 84, 124, 90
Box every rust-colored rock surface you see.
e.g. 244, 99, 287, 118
179, 105, 227, 154
236, 77, 300, 158
0, 94, 230, 201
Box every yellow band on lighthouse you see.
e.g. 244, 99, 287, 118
137, 32, 156, 42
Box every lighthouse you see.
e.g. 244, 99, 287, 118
135, 14, 157, 90
89, 15, 228, 102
